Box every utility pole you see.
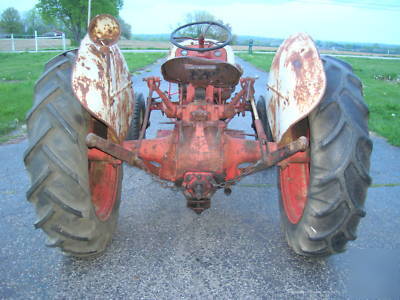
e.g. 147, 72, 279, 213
87, 0, 92, 27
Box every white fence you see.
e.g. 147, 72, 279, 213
0, 31, 70, 52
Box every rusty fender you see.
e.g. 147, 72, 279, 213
72, 14, 134, 141
265, 33, 326, 143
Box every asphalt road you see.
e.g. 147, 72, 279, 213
1, 57, 399, 299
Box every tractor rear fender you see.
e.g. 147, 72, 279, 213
266, 33, 326, 143
72, 14, 134, 141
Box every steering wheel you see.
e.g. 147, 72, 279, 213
170, 21, 232, 52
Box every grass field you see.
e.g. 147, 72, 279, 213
0, 51, 165, 137
238, 53, 400, 146
1, 51, 399, 146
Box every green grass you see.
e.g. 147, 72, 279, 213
371, 183, 400, 188
340, 57, 400, 146
0, 51, 165, 136
0, 52, 56, 135
120, 47, 168, 50
237, 53, 275, 72
123, 52, 165, 72
237, 53, 400, 146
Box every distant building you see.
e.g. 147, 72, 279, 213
43, 31, 64, 37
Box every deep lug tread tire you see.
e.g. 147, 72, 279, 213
279, 55, 372, 257
24, 50, 122, 258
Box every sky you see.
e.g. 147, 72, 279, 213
1, 0, 399, 45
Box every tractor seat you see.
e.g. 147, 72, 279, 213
161, 56, 243, 88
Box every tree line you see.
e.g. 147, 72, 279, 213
0, 1, 131, 45
0, 5, 234, 47
5, 4, 394, 55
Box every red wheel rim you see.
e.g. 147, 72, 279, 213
88, 150, 121, 221
279, 151, 310, 224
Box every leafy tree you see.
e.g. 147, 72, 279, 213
23, 8, 54, 35
36, 0, 123, 44
0, 7, 24, 35
177, 10, 236, 44
117, 17, 131, 40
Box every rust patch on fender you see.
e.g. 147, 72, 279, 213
72, 15, 134, 141
265, 33, 326, 143
88, 14, 120, 46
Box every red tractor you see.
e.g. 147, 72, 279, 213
24, 15, 372, 257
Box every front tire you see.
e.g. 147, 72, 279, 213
126, 93, 145, 140
24, 51, 122, 257
256, 95, 273, 141
278, 55, 372, 256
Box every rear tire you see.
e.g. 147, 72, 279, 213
24, 51, 122, 257
278, 55, 372, 256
